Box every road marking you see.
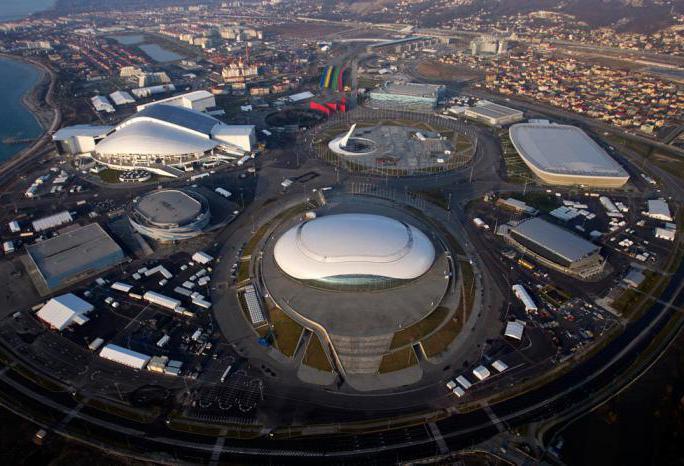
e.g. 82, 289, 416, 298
483, 403, 505, 433
209, 434, 226, 465
56, 398, 88, 430
427, 422, 449, 454
123, 303, 151, 330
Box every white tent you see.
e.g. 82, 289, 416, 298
36, 293, 94, 331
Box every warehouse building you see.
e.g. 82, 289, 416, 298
369, 82, 445, 112
509, 123, 629, 187
464, 101, 524, 126
504, 217, 605, 279
26, 223, 127, 293
645, 198, 673, 222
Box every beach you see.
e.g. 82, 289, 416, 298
0, 53, 60, 179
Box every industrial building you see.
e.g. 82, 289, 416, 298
129, 189, 210, 242
273, 213, 435, 290
504, 320, 525, 340
645, 198, 673, 221
464, 101, 524, 126
109, 90, 136, 106
136, 90, 216, 113
36, 294, 94, 331
58, 104, 256, 176
470, 36, 507, 56
91, 95, 114, 113
26, 223, 127, 293
504, 217, 605, 279
369, 82, 445, 112
509, 123, 630, 187
131, 84, 176, 99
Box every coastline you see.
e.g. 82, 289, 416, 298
0, 53, 60, 179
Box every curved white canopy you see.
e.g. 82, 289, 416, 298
95, 120, 218, 156
274, 214, 435, 280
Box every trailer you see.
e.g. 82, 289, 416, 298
215, 187, 232, 198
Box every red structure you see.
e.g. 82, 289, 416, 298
309, 101, 331, 116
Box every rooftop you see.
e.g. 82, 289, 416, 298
372, 82, 443, 98
130, 104, 220, 136
510, 123, 629, 178
53, 125, 113, 141
468, 101, 523, 119
511, 217, 600, 263
134, 190, 204, 226
26, 223, 126, 290
274, 213, 435, 281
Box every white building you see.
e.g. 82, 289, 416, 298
646, 198, 673, 222
465, 101, 524, 126
472, 365, 491, 381
36, 294, 94, 331
109, 90, 136, 106
273, 213, 435, 289
136, 90, 216, 113
504, 320, 525, 340
509, 123, 629, 187
53, 125, 113, 155
99, 344, 150, 369
211, 125, 256, 152
89, 104, 253, 176
91, 95, 115, 113
512, 284, 537, 312
655, 227, 675, 241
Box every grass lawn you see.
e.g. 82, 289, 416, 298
97, 169, 124, 184
270, 307, 303, 358
390, 306, 449, 349
421, 316, 462, 358
378, 347, 418, 373
459, 260, 475, 318
242, 203, 311, 258
611, 270, 660, 320
303, 335, 333, 372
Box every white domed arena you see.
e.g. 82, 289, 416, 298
273, 213, 435, 290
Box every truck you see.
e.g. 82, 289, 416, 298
215, 187, 232, 198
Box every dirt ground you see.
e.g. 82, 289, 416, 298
415, 61, 483, 82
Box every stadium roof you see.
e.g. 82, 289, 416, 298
134, 190, 203, 226
509, 123, 628, 178
372, 82, 443, 98
95, 119, 219, 156
211, 124, 255, 137
134, 104, 220, 135
468, 101, 523, 119
53, 125, 113, 141
274, 213, 435, 280
510, 217, 600, 264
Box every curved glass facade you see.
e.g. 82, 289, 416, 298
300, 274, 410, 291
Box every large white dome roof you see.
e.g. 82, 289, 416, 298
273, 213, 435, 281
95, 120, 219, 156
